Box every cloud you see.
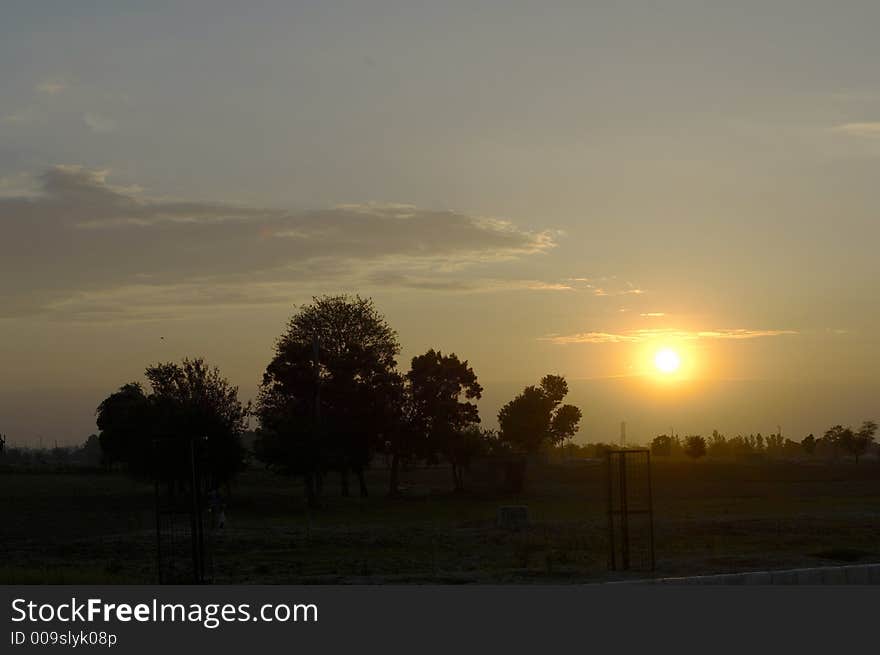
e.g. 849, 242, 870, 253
0, 172, 39, 198
640, 312, 665, 317
363, 273, 576, 293
36, 79, 68, 95
544, 332, 642, 344
83, 113, 117, 134
0, 166, 557, 319
541, 328, 798, 345
563, 277, 645, 297
2, 109, 39, 125
832, 122, 880, 138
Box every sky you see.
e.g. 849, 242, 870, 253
1, 1, 878, 446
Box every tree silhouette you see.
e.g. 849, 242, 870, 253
497, 374, 582, 454
822, 425, 848, 459
839, 420, 877, 463
407, 349, 483, 492
255, 295, 400, 505
96, 382, 150, 468
80, 433, 103, 467
801, 434, 816, 455
683, 435, 707, 459
651, 434, 674, 457
96, 359, 249, 485
146, 358, 250, 485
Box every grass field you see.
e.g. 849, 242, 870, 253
2, 459, 879, 584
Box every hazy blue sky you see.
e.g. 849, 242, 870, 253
2, 1, 878, 445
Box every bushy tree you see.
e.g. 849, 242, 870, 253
840, 420, 876, 463
255, 295, 401, 504
407, 349, 482, 492
683, 435, 707, 459
96, 359, 249, 486
96, 382, 150, 468
821, 425, 848, 459
497, 374, 582, 453
651, 434, 675, 457
801, 434, 817, 455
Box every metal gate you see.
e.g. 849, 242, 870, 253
606, 449, 655, 571
154, 436, 214, 584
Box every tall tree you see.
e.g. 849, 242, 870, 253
255, 295, 401, 505
407, 350, 483, 492
497, 374, 582, 454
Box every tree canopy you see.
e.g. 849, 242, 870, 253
407, 349, 483, 491
497, 374, 582, 454
255, 295, 401, 502
683, 435, 707, 459
96, 358, 249, 485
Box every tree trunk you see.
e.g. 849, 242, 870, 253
357, 468, 369, 497
340, 469, 350, 497
388, 454, 400, 497
451, 462, 465, 492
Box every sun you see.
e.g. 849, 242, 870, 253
654, 348, 681, 374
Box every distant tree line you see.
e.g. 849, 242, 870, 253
0, 434, 103, 471
643, 423, 878, 461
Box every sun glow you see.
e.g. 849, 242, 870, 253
654, 348, 681, 374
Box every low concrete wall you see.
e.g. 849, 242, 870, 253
610, 563, 880, 584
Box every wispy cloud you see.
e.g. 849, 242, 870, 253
35, 79, 68, 95
564, 277, 645, 297
2, 109, 39, 124
832, 122, 880, 138
0, 165, 559, 319
363, 273, 575, 293
83, 113, 117, 134
544, 332, 642, 344
0, 172, 39, 198
640, 312, 665, 317
541, 328, 798, 345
